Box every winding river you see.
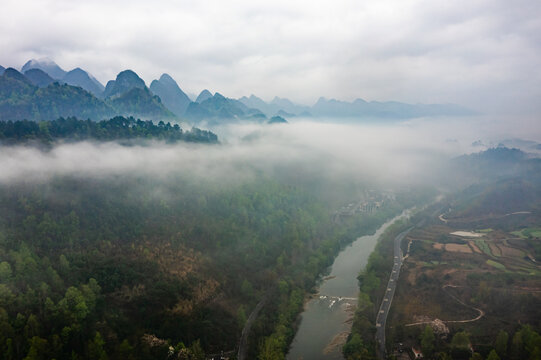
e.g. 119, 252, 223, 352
286, 211, 409, 360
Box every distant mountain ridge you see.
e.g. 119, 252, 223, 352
104, 70, 146, 98
104, 70, 173, 119
271, 96, 312, 115
312, 97, 474, 118
448, 147, 533, 188
3, 67, 32, 84
240, 95, 475, 118
21, 58, 105, 97
24, 69, 55, 87
109, 87, 174, 119
0, 58, 477, 122
0, 68, 113, 121
195, 89, 213, 103
150, 74, 191, 116
0, 68, 172, 121
22, 58, 67, 79
238, 95, 311, 117
184, 93, 265, 123
63, 68, 105, 96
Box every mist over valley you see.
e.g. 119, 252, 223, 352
1, 1, 541, 359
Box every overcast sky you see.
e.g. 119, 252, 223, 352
1, 0, 540, 115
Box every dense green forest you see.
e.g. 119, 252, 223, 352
0, 155, 432, 360
0, 117, 218, 144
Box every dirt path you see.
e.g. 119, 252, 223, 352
405, 285, 484, 327
441, 285, 485, 323
439, 210, 531, 224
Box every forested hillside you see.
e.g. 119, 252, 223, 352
0, 163, 429, 359
0, 69, 174, 121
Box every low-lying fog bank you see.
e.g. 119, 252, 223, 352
1, 116, 539, 188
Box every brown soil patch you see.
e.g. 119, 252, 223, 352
406, 268, 417, 285
500, 245, 524, 257
139, 242, 200, 279
489, 243, 502, 256
170, 278, 220, 316
468, 241, 482, 253
323, 332, 350, 355
446, 244, 473, 253
170, 298, 194, 316
433, 243, 445, 250
412, 315, 432, 323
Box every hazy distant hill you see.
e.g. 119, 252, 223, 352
0, 65, 5, 75
238, 95, 276, 116
2, 68, 33, 85
104, 70, 146, 98
271, 96, 311, 115
21, 58, 67, 79
21, 59, 105, 97
6, 58, 477, 121
312, 97, 474, 118
276, 109, 296, 118
268, 115, 288, 124
0, 68, 37, 120
32, 83, 115, 120
454, 147, 527, 169
0, 69, 114, 121
105, 70, 174, 119
239, 94, 474, 119
0, 68, 35, 101
446, 176, 541, 222
195, 89, 213, 103
109, 87, 174, 119
63, 68, 105, 97
185, 93, 265, 123
448, 147, 534, 188
238, 95, 311, 117
150, 74, 191, 116
497, 138, 541, 154
24, 68, 55, 88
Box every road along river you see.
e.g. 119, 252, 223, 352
287, 210, 411, 360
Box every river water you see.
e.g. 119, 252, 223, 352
286, 212, 408, 360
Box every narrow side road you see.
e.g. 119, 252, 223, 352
237, 296, 268, 360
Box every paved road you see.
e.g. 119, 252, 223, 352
375, 226, 414, 359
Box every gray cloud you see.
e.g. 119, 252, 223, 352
0, 0, 540, 116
